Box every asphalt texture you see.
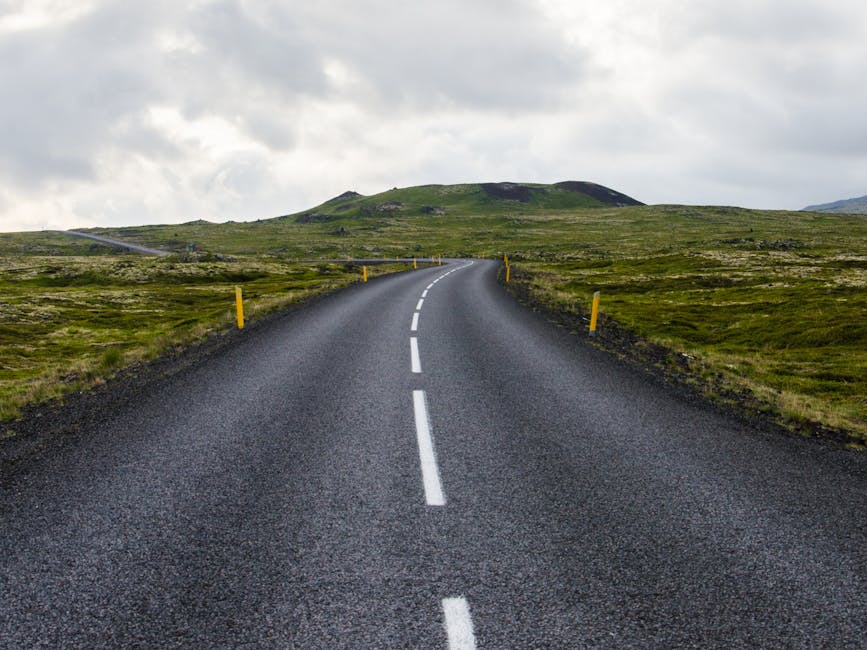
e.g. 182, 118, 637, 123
1, 259, 864, 648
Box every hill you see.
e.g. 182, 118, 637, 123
803, 195, 867, 214
0, 181, 643, 258
287, 181, 643, 223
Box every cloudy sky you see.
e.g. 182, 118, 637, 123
1, 0, 866, 232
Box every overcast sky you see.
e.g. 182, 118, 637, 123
1, 0, 866, 232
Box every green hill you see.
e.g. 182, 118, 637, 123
286, 181, 643, 222
0, 181, 643, 258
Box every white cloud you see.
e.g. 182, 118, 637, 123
1, 0, 866, 232
0, 0, 96, 35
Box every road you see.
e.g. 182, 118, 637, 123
1, 259, 864, 648
63, 230, 171, 256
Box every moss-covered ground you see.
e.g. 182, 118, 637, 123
0, 254, 410, 423
2, 193, 864, 444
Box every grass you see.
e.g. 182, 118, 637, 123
493, 207, 867, 444
1, 186, 864, 445
0, 254, 412, 423
512, 253, 866, 442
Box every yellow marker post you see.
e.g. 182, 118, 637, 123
589, 291, 600, 337
413, 258, 417, 269
235, 287, 245, 330
505, 264, 510, 283
438, 255, 442, 266
362, 265, 368, 283
504, 254, 509, 266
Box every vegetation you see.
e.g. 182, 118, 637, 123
0, 254, 408, 423
1, 181, 864, 444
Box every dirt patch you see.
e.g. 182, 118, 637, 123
501, 265, 858, 448
481, 183, 533, 202
554, 181, 644, 206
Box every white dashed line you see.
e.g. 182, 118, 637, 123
411, 312, 419, 332
421, 289, 429, 298
416, 298, 424, 311
412, 390, 445, 506
442, 597, 476, 649
410, 337, 422, 373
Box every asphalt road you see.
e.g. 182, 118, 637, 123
63, 230, 171, 256
1, 259, 864, 648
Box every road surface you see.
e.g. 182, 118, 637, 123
1, 259, 864, 647
63, 230, 171, 256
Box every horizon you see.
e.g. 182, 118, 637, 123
5, 178, 859, 235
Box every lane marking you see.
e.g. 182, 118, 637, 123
422, 289, 429, 298
412, 390, 445, 506
411, 312, 419, 332
416, 298, 424, 311
426, 283, 434, 290
442, 597, 476, 649
410, 337, 422, 373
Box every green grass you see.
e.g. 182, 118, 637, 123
486, 206, 867, 443
1, 184, 864, 444
0, 255, 411, 422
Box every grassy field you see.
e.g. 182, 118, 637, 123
506, 207, 866, 444
2, 182, 864, 444
0, 253, 411, 425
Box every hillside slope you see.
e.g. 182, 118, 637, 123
803, 195, 867, 214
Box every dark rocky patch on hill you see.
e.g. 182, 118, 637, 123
481, 182, 533, 202
554, 181, 644, 206
327, 190, 363, 203
295, 213, 333, 224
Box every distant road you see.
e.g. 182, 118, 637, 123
1, 259, 864, 647
58, 232, 433, 264
62, 230, 171, 256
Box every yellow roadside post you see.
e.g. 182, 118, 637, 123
504, 253, 509, 266
235, 287, 245, 330
362, 265, 368, 282
506, 264, 510, 283
438, 255, 442, 266
413, 258, 417, 269
589, 291, 601, 336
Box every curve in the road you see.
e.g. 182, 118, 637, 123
0, 258, 863, 648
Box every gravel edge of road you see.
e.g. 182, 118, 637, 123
500, 265, 862, 450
